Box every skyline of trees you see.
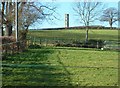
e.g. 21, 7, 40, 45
100, 7, 119, 28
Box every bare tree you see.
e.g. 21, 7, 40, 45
0, 2, 58, 37
0, 2, 5, 36
73, 2, 103, 43
5, 2, 14, 36
100, 7, 118, 28
0, 2, 15, 36
18, 2, 58, 31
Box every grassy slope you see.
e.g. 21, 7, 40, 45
2, 47, 118, 86
28, 29, 119, 41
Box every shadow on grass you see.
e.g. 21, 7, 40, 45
56, 50, 72, 86
51, 47, 119, 52
2, 47, 72, 86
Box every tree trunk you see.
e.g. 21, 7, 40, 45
1, 2, 5, 36
0, 27, 4, 36
6, 23, 12, 36
110, 23, 112, 29
109, 19, 112, 29
0, 18, 4, 36
85, 27, 89, 43
5, 2, 13, 36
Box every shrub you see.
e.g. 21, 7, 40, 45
19, 30, 28, 41
0, 34, 27, 55
86, 39, 105, 48
72, 40, 83, 47
0, 36, 15, 44
28, 44, 41, 49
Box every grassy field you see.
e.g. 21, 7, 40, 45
2, 29, 119, 86
28, 29, 119, 41
2, 47, 118, 86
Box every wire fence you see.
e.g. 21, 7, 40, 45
103, 41, 120, 50
27, 36, 120, 51
0, 36, 119, 57
2, 36, 119, 86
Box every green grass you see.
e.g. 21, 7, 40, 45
2, 47, 118, 86
2, 29, 119, 86
28, 29, 119, 41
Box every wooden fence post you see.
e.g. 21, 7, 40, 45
17, 42, 19, 53
5, 44, 7, 54
46, 39, 48, 46
97, 41, 99, 48
39, 39, 41, 46
11, 43, 14, 54
33, 37, 35, 45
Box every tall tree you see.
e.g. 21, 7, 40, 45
100, 7, 118, 28
0, 2, 58, 37
0, 2, 5, 36
0, 2, 15, 36
5, 2, 14, 36
18, 2, 58, 31
73, 2, 103, 43
0, 3, 1, 36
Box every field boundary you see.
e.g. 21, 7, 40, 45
27, 36, 120, 51
0, 40, 27, 56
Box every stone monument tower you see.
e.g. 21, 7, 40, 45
65, 14, 69, 28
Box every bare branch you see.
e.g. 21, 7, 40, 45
100, 7, 118, 28
73, 1, 103, 42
